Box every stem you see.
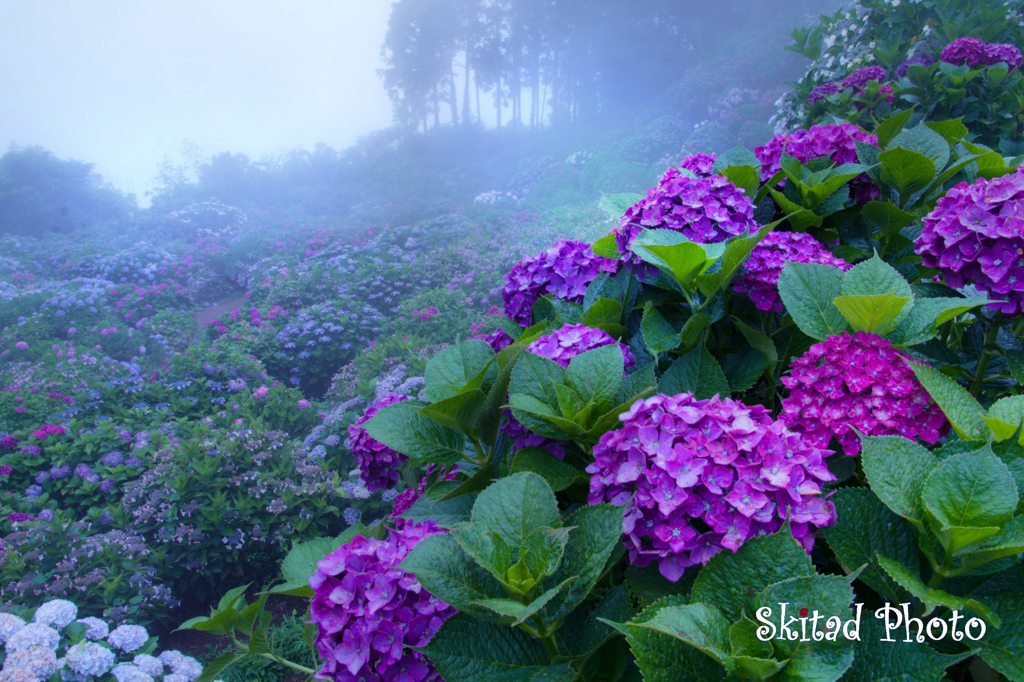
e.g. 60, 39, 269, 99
970, 312, 1003, 397
532, 615, 559, 661
927, 549, 954, 590
259, 653, 316, 675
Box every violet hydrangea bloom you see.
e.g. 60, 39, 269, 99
780, 331, 948, 456
309, 521, 455, 682
501, 240, 619, 327
525, 324, 635, 370
756, 123, 878, 181
616, 166, 758, 267
841, 65, 888, 89
586, 393, 837, 581
733, 233, 852, 312
808, 82, 840, 104
896, 53, 937, 78
347, 393, 409, 492
678, 152, 717, 177
986, 42, 1024, 70
941, 37, 1023, 70
914, 169, 1024, 314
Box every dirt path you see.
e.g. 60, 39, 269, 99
194, 295, 251, 329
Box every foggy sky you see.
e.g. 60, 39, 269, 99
0, 1, 395, 205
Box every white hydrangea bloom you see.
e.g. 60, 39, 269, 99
2, 645, 57, 679
0, 667, 43, 682
107, 624, 149, 652
32, 600, 77, 630
132, 653, 163, 676
157, 650, 184, 668
65, 641, 115, 677
169, 655, 203, 681
5, 624, 59, 652
76, 617, 110, 641
163, 675, 188, 682
109, 663, 155, 682
0, 614, 26, 645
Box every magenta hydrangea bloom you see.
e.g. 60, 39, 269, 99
0, 436, 17, 450
808, 82, 840, 104
501, 240, 619, 327
586, 393, 836, 581
733, 232, 852, 312
841, 65, 888, 89
615, 167, 758, 267
309, 522, 455, 682
896, 53, 937, 78
347, 393, 410, 492
526, 324, 635, 370
678, 153, 717, 177
941, 37, 1022, 70
756, 123, 878, 181
914, 169, 1024, 314
780, 332, 948, 456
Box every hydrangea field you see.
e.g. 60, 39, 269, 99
4, 1, 1024, 681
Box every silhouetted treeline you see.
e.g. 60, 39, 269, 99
379, 0, 830, 130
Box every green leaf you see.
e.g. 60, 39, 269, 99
754, 572, 858, 657
248, 618, 271, 655
420, 389, 486, 438
193, 608, 239, 636
566, 345, 622, 417
659, 346, 730, 399
777, 262, 847, 340
438, 461, 500, 502
425, 340, 496, 403
890, 124, 951, 173
281, 537, 351, 584
542, 503, 624, 623
511, 447, 587, 492
722, 350, 770, 392
691, 527, 814, 622
625, 564, 692, 605
875, 109, 915, 149
887, 297, 988, 346
590, 233, 621, 260
985, 396, 1024, 443
580, 298, 621, 328
697, 220, 780, 299
423, 615, 573, 682
621, 603, 728, 682
924, 119, 968, 147
859, 434, 939, 529
922, 447, 1018, 538
363, 401, 467, 465
402, 490, 476, 528
860, 201, 916, 236
878, 147, 936, 206
842, 618, 971, 682
469, 472, 559, 559
399, 534, 506, 615
616, 363, 657, 405
732, 317, 778, 363
471, 576, 576, 626
909, 363, 989, 440
599, 192, 644, 221
961, 515, 1024, 570
877, 556, 999, 624
195, 654, 241, 682
841, 253, 913, 299
721, 165, 761, 198
630, 603, 734, 669
730, 617, 773, 660
508, 393, 582, 441
714, 146, 762, 172
824, 488, 921, 603
833, 293, 911, 334
771, 190, 824, 230
217, 584, 250, 612
970, 566, 1024, 679
509, 352, 566, 413
632, 233, 709, 294
642, 304, 683, 353
480, 345, 523, 447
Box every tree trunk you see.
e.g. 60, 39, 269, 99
434, 86, 440, 129
475, 71, 481, 123
449, 68, 459, 127
495, 74, 502, 129
463, 50, 471, 126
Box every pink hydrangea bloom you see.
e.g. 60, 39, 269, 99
616, 165, 758, 267
525, 324, 635, 370
501, 240, 619, 327
915, 169, 1024, 314
309, 522, 454, 682
780, 332, 948, 456
348, 394, 409, 492
586, 393, 836, 581
733, 232, 852, 312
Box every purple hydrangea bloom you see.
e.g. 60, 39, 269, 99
840, 65, 888, 89
309, 522, 454, 682
733, 232, 852, 312
0, 436, 17, 450
914, 169, 1024, 314
348, 394, 410, 492
35, 471, 49, 484
780, 332, 948, 456
49, 464, 70, 480
99, 478, 117, 494
526, 324, 635, 370
941, 37, 1022, 70
20, 446, 41, 457
678, 153, 717, 177
808, 82, 840, 104
501, 240, 619, 327
24, 485, 42, 499
586, 393, 837, 581
500, 411, 567, 460
38, 510, 53, 522
74, 463, 92, 478
896, 53, 937, 78
616, 166, 758, 267
101, 452, 124, 467
125, 455, 144, 468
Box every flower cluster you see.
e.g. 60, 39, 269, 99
616, 166, 757, 266
896, 53, 937, 78
586, 393, 837, 581
526, 324, 635, 370
940, 37, 1022, 70
809, 65, 893, 105
914, 169, 1024, 314
309, 522, 455, 682
347, 393, 409, 491
756, 123, 878, 180
500, 240, 619, 327
389, 464, 459, 529
780, 332, 948, 455
733, 232, 852, 311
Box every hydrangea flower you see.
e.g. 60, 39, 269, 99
65, 641, 116, 676
526, 324, 635, 370
840, 65, 887, 89
107, 624, 148, 652
587, 393, 837, 581
2, 646, 56, 680
101, 452, 125, 467
76, 617, 109, 640
780, 332, 948, 455
0, 668, 40, 682
733, 232, 852, 311
501, 412, 566, 460
896, 53, 937, 78
157, 651, 202, 680
941, 37, 1023, 70
677, 153, 717, 177
0, 436, 16, 450
6, 624, 59, 652
132, 654, 163, 677
755, 123, 879, 203
0, 614, 25, 644
914, 170, 1024, 314
32, 599, 77, 629
109, 663, 154, 682
309, 522, 455, 682
389, 465, 459, 529
347, 393, 409, 492
616, 166, 758, 267
501, 240, 619, 327
808, 82, 840, 104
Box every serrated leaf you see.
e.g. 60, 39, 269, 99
875, 109, 915, 149
833, 293, 911, 334
722, 349, 770, 392
887, 297, 988, 346
600, 192, 644, 221
842, 617, 971, 682
754, 572, 858, 657
878, 147, 936, 207
721, 165, 761, 198
859, 434, 939, 529
890, 124, 951, 173
363, 401, 467, 465
631, 603, 734, 669
425, 340, 496, 403
402, 490, 476, 528
420, 389, 486, 438
622, 611, 728, 682
771, 190, 824, 230
961, 515, 1024, 571
471, 576, 576, 625
732, 317, 779, 363
777, 262, 847, 340
511, 447, 587, 492
922, 447, 1018, 535
969, 566, 1024, 680
877, 555, 999, 625
399, 533, 506, 617
860, 200, 916, 236
641, 304, 683, 353
580, 297, 621, 328
590, 232, 621, 260
697, 220, 780, 299
659, 346, 730, 399
909, 363, 989, 440
567, 345, 622, 416
195, 654, 240, 682
925, 119, 968, 146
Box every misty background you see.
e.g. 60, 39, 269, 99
0, 0, 844, 235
